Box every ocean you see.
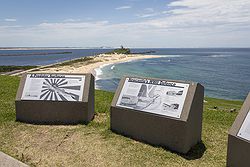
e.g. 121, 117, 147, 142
0, 48, 249, 100
95, 48, 250, 100
0, 48, 113, 66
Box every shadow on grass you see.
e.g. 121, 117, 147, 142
154, 141, 207, 160
178, 141, 206, 160
109, 129, 207, 160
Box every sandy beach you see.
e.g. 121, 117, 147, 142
36, 53, 164, 76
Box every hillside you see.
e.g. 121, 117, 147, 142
0, 75, 243, 166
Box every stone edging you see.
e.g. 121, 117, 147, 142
0, 151, 29, 167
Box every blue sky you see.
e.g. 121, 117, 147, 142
0, 0, 250, 48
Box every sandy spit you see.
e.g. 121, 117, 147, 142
37, 53, 164, 76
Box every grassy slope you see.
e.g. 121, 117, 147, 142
0, 75, 243, 167
0, 66, 37, 73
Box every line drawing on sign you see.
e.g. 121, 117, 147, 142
21, 74, 85, 102
116, 78, 189, 118
41, 78, 81, 101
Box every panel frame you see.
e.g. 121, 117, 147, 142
111, 76, 198, 121
115, 77, 190, 119
20, 73, 86, 102
110, 76, 204, 154
15, 73, 95, 124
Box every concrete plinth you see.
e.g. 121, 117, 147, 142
227, 93, 250, 167
110, 76, 204, 154
0, 151, 29, 167
15, 73, 95, 124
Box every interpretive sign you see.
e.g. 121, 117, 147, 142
111, 76, 204, 154
21, 74, 85, 101
116, 77, 189, 118
15, 73, 95, 124
237, 110, 250, 141
227, 92, 250, 167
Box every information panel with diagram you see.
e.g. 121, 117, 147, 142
21, 74, 85, 102
116, 77, 189, 118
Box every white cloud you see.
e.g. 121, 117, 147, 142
37, 21, 109, 30
115, 6, 131, 10
1, 0, 250, 47
4, 18, 17, 22
144, 8, 154, 12
63, 19, 81, 22
136, 8, 159, 18
136, 13, 159, 18
164, 0, 250, 29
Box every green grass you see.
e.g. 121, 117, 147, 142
0, 66, 37, 73
0, 75, 243, 167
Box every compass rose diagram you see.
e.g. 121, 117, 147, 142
40, 78, 82, 101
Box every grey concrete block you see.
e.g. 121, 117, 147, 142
110, 76, 204, 154
0, 151, 29, 167
227, 92, 250, 167
15, 73, 95, 124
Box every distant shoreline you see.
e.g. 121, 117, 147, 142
0, 52, 72, 56
0, 47, 113, 51
24, 54, 164, 77
0, 51, 73, 57
1, 47, 250, 51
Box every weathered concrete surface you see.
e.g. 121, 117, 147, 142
111, 76, 204, 154
0, 151, 29, 167
15, 73, 95, 125
227, 92, 250, 167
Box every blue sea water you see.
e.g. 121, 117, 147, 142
0, 49, 112, 66
96, 48, 250, 100
0, 48, 249, 100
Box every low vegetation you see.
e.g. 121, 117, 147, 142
0, 66, 37, 73
106, 47, 131, 54
0, 75, 243, 166
49, 56, 97, 68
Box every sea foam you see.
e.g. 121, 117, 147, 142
209, 55, 232, 58
94, 63, 111, 81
